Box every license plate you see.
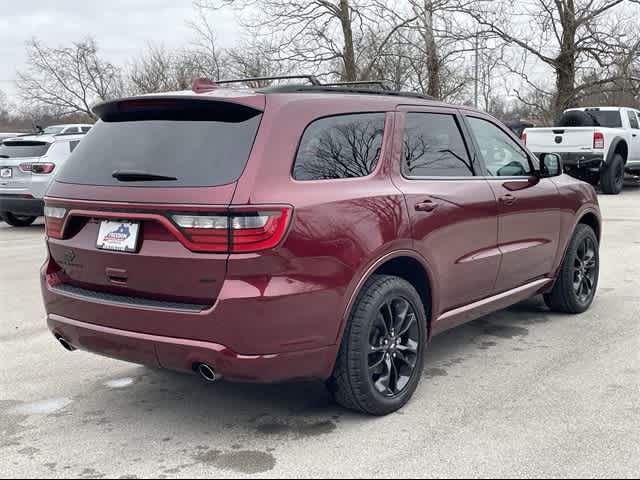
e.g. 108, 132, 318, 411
96, 220, 140, 253
0, 168, 12, 178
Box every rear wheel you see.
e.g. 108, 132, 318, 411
327, 275, 427, 415
544, 224, 599, 314
600, 154, 625, 194
1, 212, 37, 227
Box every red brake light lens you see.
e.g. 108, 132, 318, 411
44, 205, 67, 239
171, 207, 292, 253
593, 132, 605, 149
19, 163, 33, 173
31, 163, 56, 174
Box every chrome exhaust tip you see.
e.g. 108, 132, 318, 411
56, 335, 76, 352
196, 363, 219, 383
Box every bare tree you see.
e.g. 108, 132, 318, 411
0, 89, 10, 125
16, 38, 121, 119
196, 0, 416, 81
461, 0, 637, 118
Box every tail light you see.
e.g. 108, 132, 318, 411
172, 207, 292, 253
19, 163, 33, 173
593, 132, 605, 149
44, 205, 67, 239
521, 133, 527, 145
32, 163, 56, 174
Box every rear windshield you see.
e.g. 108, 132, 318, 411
0, 141, 51, 158
56, 100, 263, 187
584, 110, 622, 128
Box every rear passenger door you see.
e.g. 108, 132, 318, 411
392, 107, 500, 315
463, 113, 561, 292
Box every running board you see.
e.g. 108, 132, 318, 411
432, 278, 553, 336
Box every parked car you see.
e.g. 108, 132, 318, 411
41, 77, 601, 415
40, 124, 93, 136
0, 133, 85, 226
0, 132, 25, 142
523, 107, 640, 194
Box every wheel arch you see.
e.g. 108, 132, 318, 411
606, 137, 628, 165
337, 250, 435, 345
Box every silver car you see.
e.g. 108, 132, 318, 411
0, 133, 85, 226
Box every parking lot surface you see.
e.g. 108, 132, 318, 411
1, 185, 639, 479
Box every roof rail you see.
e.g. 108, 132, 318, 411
320, 80, 392, 90
259, 85, 437, 102
215, 75, 321, 87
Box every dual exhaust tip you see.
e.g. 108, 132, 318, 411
195, 363, 220, 383
56, 335, 220, 383
56, 335, 76, 352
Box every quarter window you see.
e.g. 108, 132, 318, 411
293, 114, 385, 180
627, 111, 640, 129
402, 113, 473, 177
467, 117, 534, 177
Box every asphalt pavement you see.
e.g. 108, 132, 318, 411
1, 184, 639, 478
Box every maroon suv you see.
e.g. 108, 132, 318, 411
41, 78, 601, 415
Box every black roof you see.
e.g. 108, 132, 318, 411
259, 84, 437, 102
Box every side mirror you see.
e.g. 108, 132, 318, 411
539, 153, 563, 178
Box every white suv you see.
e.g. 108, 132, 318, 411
0, 133, 86, 226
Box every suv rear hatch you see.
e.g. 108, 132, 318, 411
0, 140, 51, 196
44, 95, 266, 316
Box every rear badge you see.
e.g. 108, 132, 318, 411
555, 136, 563, 144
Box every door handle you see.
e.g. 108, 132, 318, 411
499, 194, 517, 206
415, 200, 439, 212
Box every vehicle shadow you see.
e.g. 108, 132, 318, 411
73, 296, 555, 431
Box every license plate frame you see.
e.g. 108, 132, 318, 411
96, 220, 141, 253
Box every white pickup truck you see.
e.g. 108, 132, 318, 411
523, 107, 640, 194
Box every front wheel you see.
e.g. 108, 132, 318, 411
544, 224, 599, 313
327, 275, 427, 415
1, 212, 38, 227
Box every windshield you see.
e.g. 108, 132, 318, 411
43, 126, 65, 135
56, 100, 263, 187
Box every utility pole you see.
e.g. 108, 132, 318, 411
474, 32, 479, 109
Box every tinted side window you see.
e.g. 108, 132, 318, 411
69, 141, 80, 152
293, 114, 385, 180
627, 111, 639, 129
467, 117, 533, 177
403, 113, 473, 177
81, 127, 91, 133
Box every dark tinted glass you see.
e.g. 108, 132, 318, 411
403, 113, 473, 177
627, 111, 639, 129
56, 101, 262, 187
69, 141, 80, 153
585, 110, 622, 128
0, 141, 51, 158
293, 114, 385, 180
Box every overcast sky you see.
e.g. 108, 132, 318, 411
0, 0, 241, 101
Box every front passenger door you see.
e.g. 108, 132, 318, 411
465, 114, 561, 293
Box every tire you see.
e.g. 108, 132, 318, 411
544, 224, 599, 314
1, 212, 37, 227
600, 154, 625, 195
327, 275, 427, 415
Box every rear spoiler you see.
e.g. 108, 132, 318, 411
93, 94, 265, 122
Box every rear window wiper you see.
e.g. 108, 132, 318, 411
112, 170, 178, 182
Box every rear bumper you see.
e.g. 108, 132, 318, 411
556, 152, 604, 168
47, 313, 337, 383
0, 195, 44, 216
